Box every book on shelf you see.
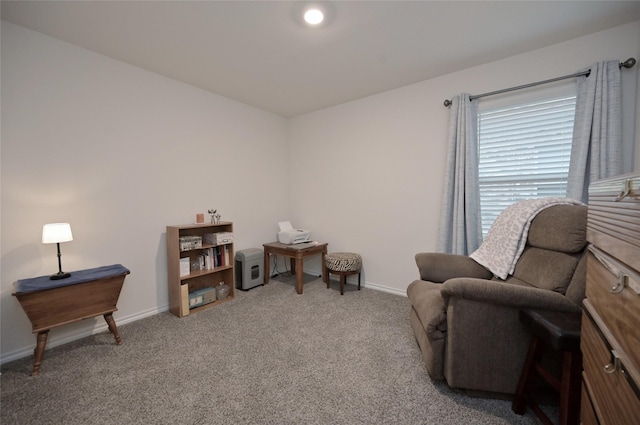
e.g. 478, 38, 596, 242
198, 255, 205, 270
203, 247, 215, 270
180, 258, 190, 277
216, 246, 223, 267
190, 259, 200, 272
180, 284, 190, 316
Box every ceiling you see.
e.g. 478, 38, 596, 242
2, 1, 640, 117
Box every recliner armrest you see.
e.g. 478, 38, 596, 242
415, 253, 493, 283
440, 278, 582, 313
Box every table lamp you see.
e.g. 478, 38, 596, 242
42, 223, 73, 280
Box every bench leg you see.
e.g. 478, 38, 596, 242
32, 330, 49, 376
104, 313, 122, 345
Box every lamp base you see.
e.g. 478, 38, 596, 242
50, 272, 71, 280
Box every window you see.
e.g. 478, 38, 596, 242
477, 84, 577, 236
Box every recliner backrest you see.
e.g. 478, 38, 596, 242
506, 204, 587, 296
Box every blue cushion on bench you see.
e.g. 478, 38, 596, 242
15, 264, 130, 293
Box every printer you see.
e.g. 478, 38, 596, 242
277, 221, 311, 244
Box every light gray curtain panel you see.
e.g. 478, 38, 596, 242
567, 60, 623, 202
436, 94, 482, 255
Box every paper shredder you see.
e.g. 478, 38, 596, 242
235, 248, 263, 290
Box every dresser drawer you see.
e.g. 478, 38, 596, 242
587, 173, 640, 272
586, 247, 640, 373
581, 303, 640, 425
581, 375, 599, 425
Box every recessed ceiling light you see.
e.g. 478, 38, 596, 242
304, 8, 324, 26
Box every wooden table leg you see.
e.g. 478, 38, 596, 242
512, 336, 543, 414
295, 256, 304, 294
321, 249, 327, 283
264, 251, 270, 284
32, 330, 49, 376
104, 313, 122, 345
560, 351, 582, 425
290, 257, 296, 273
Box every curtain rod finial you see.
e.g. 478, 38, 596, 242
622, 57, 636, 69
444, 99, 452, 107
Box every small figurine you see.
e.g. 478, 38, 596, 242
208, 209, 221, 224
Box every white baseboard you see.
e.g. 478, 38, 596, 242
362, 281, 407, 297
306, 269, 407, 297
0, 305, 168, 366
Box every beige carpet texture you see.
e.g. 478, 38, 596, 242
1, 275, 544, 424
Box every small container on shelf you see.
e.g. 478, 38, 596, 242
216, 281, 230, 301
179, 235, 202, 251
204, 232, 234, 245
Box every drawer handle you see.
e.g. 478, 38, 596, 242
589, 246, 630, 294
603, 350, 621, 374
602, 350, 640, 401
615, 178, 634, 201
585, 306, 640, 401
610, 273, 627, 294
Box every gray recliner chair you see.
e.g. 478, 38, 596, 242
407, 204, 587, 395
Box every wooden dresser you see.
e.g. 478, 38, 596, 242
581, 173, 640, 424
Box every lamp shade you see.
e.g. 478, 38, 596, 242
42, 223, 73, 244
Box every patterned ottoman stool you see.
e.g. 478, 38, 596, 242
325, 252, 362, 295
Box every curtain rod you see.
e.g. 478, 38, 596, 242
443, 57, 636, 107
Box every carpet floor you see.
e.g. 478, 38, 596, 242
1, 275, 543, 424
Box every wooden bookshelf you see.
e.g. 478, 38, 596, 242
166, 222, 234, 317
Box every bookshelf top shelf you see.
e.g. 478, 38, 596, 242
167, 221, 233, 230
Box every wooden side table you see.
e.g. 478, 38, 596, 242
512, 308, 582, 425
263, 242, 327, 294
13, 264, 130, 376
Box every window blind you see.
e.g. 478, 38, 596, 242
477, 92, 576, 235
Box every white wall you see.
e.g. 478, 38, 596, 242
1, 22, 289, 362
2, 20, 640, 363
288, 21, 640, 294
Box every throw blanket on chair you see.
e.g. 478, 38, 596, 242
470, 197, 583, 280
